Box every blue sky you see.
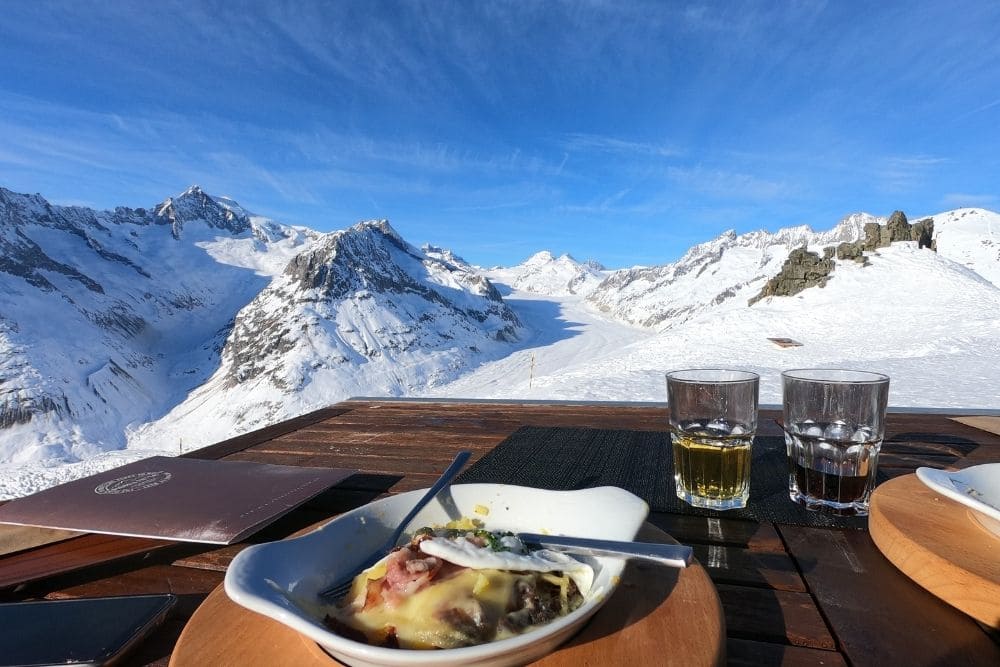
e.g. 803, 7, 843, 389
1, 1, 998, 268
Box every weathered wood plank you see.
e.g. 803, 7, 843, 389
780, 525, 1000, 666
242, 441, 496, 464
223, 450, 487, 480
0, 525, 82, 557
264, 431, 503, 450
181, 406, 355, 460
964, 446, 1000, 462
691, 543, 806, 592
878, 451, 961, 468
650, 513, 787, 553
726, 638, 847, 667
44, 563, 223, 605
337, 401, 678, 432
716, 583, 835, 649
950, 415, 1000, 437
0, 534, 174, 592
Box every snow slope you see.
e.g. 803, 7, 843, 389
429, 241, 1000, 408
931, 208, 1000, 287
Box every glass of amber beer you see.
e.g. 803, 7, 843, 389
667, 369, 759, 510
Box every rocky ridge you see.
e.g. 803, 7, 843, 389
221, 219, 520, 391
585, 212, 878, 329
748, 211, 934, 304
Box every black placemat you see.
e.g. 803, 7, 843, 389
457, 425, 879, 529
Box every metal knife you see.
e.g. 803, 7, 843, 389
518, 533, 693, 568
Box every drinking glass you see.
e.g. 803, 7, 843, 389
782, 369, 890, 516
666, 369, 759, 510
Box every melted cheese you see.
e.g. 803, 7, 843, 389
327, 531, 593, 649
333, 568, 530, 649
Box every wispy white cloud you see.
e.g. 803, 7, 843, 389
557, 191, 676, 217
0, 90, 569, 220
877, 154, 949, 194
203, 152, 322, 206
283, 127, 567, 179
443, 200, 535, 213
885, 156, 949, 168
666, 165, 791, 201
2, 1, 999, 268
562, 133, 681, 158
955, 97, 1000, 121
941, 193, 998, 209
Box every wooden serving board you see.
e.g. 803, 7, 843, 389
951, 415, 1000, 437
870, 473, 1000, 629
170, 523, 725, 666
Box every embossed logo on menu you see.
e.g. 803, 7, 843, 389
94, 471, 172, 495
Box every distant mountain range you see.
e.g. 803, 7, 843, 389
2, 184, 998, 471
0, 185, 519, 465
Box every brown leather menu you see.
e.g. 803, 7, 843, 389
0, 456, 356, 544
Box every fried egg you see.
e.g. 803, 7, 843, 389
418, 535, 594, 594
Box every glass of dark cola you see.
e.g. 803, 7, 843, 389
782, 369, 890, 516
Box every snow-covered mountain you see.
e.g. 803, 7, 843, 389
127, 220, 521, 450
0, 186, 518, 468
930, 208, 1000, 287
432, 237, 1000, 410
487, 251, 606, 297
2, 183, 998, 498
586, 213, 878, 329
0, 185, 313, 464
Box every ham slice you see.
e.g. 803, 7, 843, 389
382, 546, 442, 607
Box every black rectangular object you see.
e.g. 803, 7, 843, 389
0, 593, 176, 666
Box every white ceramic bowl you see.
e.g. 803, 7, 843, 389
224, 484, 649, 667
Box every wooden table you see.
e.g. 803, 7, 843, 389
1, 399, 999, 666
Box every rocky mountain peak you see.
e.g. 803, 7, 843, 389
283, 219, 419, 296
488, 249, 605, 297
153, 185, 251, 238
422, 244, 473, 271
351, 218, 398, 238
523, 250, 556, 266
588, 212, 881, 329
222, 217, 520, 391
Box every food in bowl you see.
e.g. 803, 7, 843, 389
224, 484, 649, 667
324, 519, 593, 649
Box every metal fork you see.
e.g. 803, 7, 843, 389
317, 450, 471, 601
518, 533, 693, 568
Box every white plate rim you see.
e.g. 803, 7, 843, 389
915, 463, 1000, 524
